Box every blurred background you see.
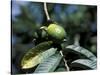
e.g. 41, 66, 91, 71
11, 0, 97, 74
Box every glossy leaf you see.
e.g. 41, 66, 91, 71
66, 45, 97, 61
55, 68, 66, 72
34, 52, 62, 73
71, 59, 97, 69
21, 41, 56, 69
21, 47, 57, 69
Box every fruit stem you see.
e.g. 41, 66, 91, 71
60, 51, 70, 71
44, 2, 50, 20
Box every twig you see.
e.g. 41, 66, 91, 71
74, 34, 80, 46
44, 2, 50, 20
60, 51, 70, 71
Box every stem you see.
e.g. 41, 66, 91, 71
74, 34, 80, 46
60, 51, 70, 71
44, 2, 50, 20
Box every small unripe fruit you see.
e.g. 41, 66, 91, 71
47, 24, 66, 41
40, 23, 66, 43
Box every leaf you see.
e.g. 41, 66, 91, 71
70, 59, 97, 69
34, 52, 62, 73
21, 41, 57, 69
21, 47, 57, 69
55, 68, 66, 72
66, 45, 97, 61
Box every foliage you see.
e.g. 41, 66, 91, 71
34, 52, 62, 73
11, 1, 97, 74
21, 41, 56, 69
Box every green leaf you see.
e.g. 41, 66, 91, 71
55, 68, 66, 72
34, 52, 62, 73
21, 47, 57, 69
71, 59, 97, 69
66, 45, 97, 61
21, 41, 56, 69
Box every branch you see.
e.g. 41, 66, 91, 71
44, 2, 50, 20
74, 34, 80, 46
60, 51, 70, 71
